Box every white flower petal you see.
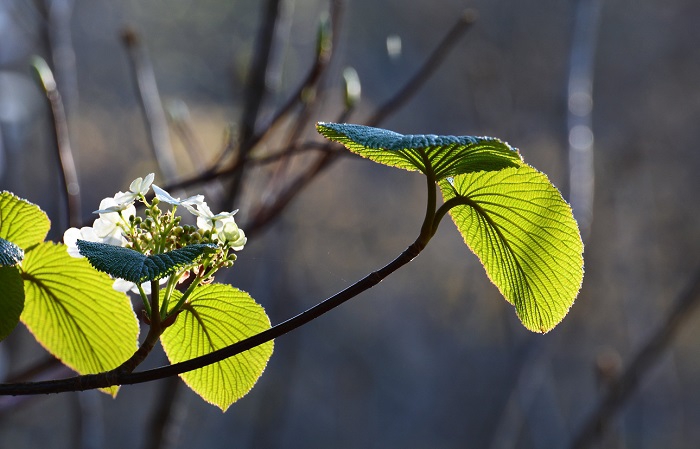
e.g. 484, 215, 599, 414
63, 226, 102, 258
153, 185, 206, 216
153, 185, 179, 204
112, 278, 134, 293
129, 173, 154, 196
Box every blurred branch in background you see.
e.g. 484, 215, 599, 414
488, 339, 568, 449
566, 0, 601, 241
256, 0, 342, 212
36, 0, 78, 115
223, 0, 283, 207
246, 8, 476, 235
570, 267, 700, 449
488, 2, 602, 445
32, 56, 81, 228
143, 375, 188, 449
367, 9, 478, 127
121, 28, 178, 184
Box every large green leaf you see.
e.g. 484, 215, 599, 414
0, 237, 23, 266
161, 284, 273, 411
317, 122, 522, 179
439, 166, 583, 333
0, 266, 24, 341
76, 241, 216, 283
0, 191, 50, 250
20, 242, 140, 396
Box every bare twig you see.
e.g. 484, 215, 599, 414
257, 0, 342, 144
246, 108, 352, 235
162, 7, 476, 207
0, 233, 427, 395
570, 267, 700, 449
32, 56, 81, 228
122, 28, 178, 183
262, 1, 343, 196
222, 0, 284, 206
367, 9, 478, 126
44, 0, 79, 115
143, 376, 187, 449
167, 100, 225, 200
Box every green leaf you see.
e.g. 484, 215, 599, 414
317, 122, 522, 179
160, 284, 273, 411
439, 166, 584, 333
76, 241, 217, 284
0, 266, 24, 341
0, 191, 50, 250
0, 237, 23, 266
20, 242, 140, 396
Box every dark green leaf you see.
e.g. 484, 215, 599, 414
317, 122, 522, 179
0, 266, 24, 341
76, 241, 216, 284
0, 237, 23, 266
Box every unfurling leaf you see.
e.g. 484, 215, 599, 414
317, 122, 522, 179
439, 166, 584, 333
76, 241, 216, 283
20, 242, 140, 396
0, 237, 23, 266
161, 284, 273, 411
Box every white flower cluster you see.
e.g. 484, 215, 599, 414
63, 173, 247, 293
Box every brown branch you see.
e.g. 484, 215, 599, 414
221, 0, 284, 207
32, 56, 82, 228
367, 9, 477, 126
121, 28, 178, 183
0, 235, 426, 395
161, 7, 476, 206
570, 267, 700, 449
257, 0, 343, 143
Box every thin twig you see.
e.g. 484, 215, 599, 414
143, 376, 186, 449
161, 8, 475, 201
122, 28, 178, 183
222, 0, 283, 206
569, 267, 700, 449
0, 234, 427, 395
367, 9, 478, 126
256, 0, 342, 145
32, 56, 81, 228
246, 108, 353, 235
261, 1, 342, 202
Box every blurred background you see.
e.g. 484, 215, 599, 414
1, 0, 699, 448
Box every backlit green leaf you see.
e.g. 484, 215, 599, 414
20, 242, 140, 396
0, 266, 24, 341
0, 237, 23, 266
0, 191, 50, 250
439, 166, 583, 333
76, 241, 216, 283
317, 122, 522, 179
161, 284, 273, 411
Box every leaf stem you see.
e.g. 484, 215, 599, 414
168, 273, 202, 316
138, 283, 151, 317
433, 196, 465, 236
150, 280, 160, 327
